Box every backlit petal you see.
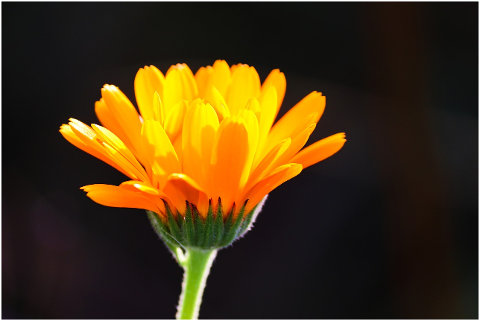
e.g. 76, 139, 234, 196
226, 65, 261, 114
134, 65, 165, 121
101, 85, 144, 160
210, 115, 250, 211
291, 133, 346, 169
182, 102, 219, 192
240, 163, 302, 213
267, 91, 325, 150
260, 69, 286, 116
141, 120, 181, 189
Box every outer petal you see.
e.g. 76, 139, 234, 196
267, 91, 325, 151
81, 184, 164, 216
291, 133, 346, 169
91, 124, 151, 183
261, 123, 316, 180
163, 173, 209, 217
60, 123, 131, 178
134, 65, 165, 121
101, 85, 144, 161
246, 138, 291, 192
240, 163, 303, 213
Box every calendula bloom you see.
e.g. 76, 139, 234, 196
60, 60, 345, 248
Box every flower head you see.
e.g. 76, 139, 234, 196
60, 60, 345, 248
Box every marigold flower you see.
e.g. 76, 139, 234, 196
60, 60, 345, 244
60, 60, 346, 319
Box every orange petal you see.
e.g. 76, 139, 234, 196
182, 102, 219, 193
60, 123, 131, 178
255, 86, 277, 165
260, 69, 286, 117
240, 163, 302, 213
91, 124, 151, 183
81, 184, 164, 216
134, 65, 165, 121
163, 173, 209, 216
101, 85, 144, 160
210, 115, 251, 211
262, 123, 316, 178
291, 133, 346, 169
195, 66, 212, 97
267, 91, 325, 150
67, 119, 139, 179
246, 138, 291, 192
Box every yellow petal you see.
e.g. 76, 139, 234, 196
81, 184, 164, 216
240, 163, 302, 213
260, 69, 286, 115
226, 65, 261, 114
134, 65, 165, 121
205, 86, 230, 122
182, 102, 219, 193
163, 64, 198, 112
164, 100, 188, 143
210, 115, 251, 211
206, 60, 231, 98
291, 133, 346, 169
163, 173, 209, 217
195, 66, 212, 97
267, 91, 325, 150
141, 120, 181, 189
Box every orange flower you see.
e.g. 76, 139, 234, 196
60, 60, 346, 220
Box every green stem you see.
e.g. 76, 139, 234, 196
176, 248, 217, 319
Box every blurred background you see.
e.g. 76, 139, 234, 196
2, 2, 477, 319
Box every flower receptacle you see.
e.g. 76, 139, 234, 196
147, 196, 266, 254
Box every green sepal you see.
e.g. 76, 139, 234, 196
220, 203, 246, 247
221, 204, 235, 246
184, 203, 196, 245
202, 202, 215, 248
192, 205, 205, 246
147, 210, 183, 254
166, 204, 184, 245
146, 196, 267, 252
212, 198, 225, 247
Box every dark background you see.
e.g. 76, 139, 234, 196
2, 2, 478, 319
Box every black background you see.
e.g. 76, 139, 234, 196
3, 2, 478, 319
